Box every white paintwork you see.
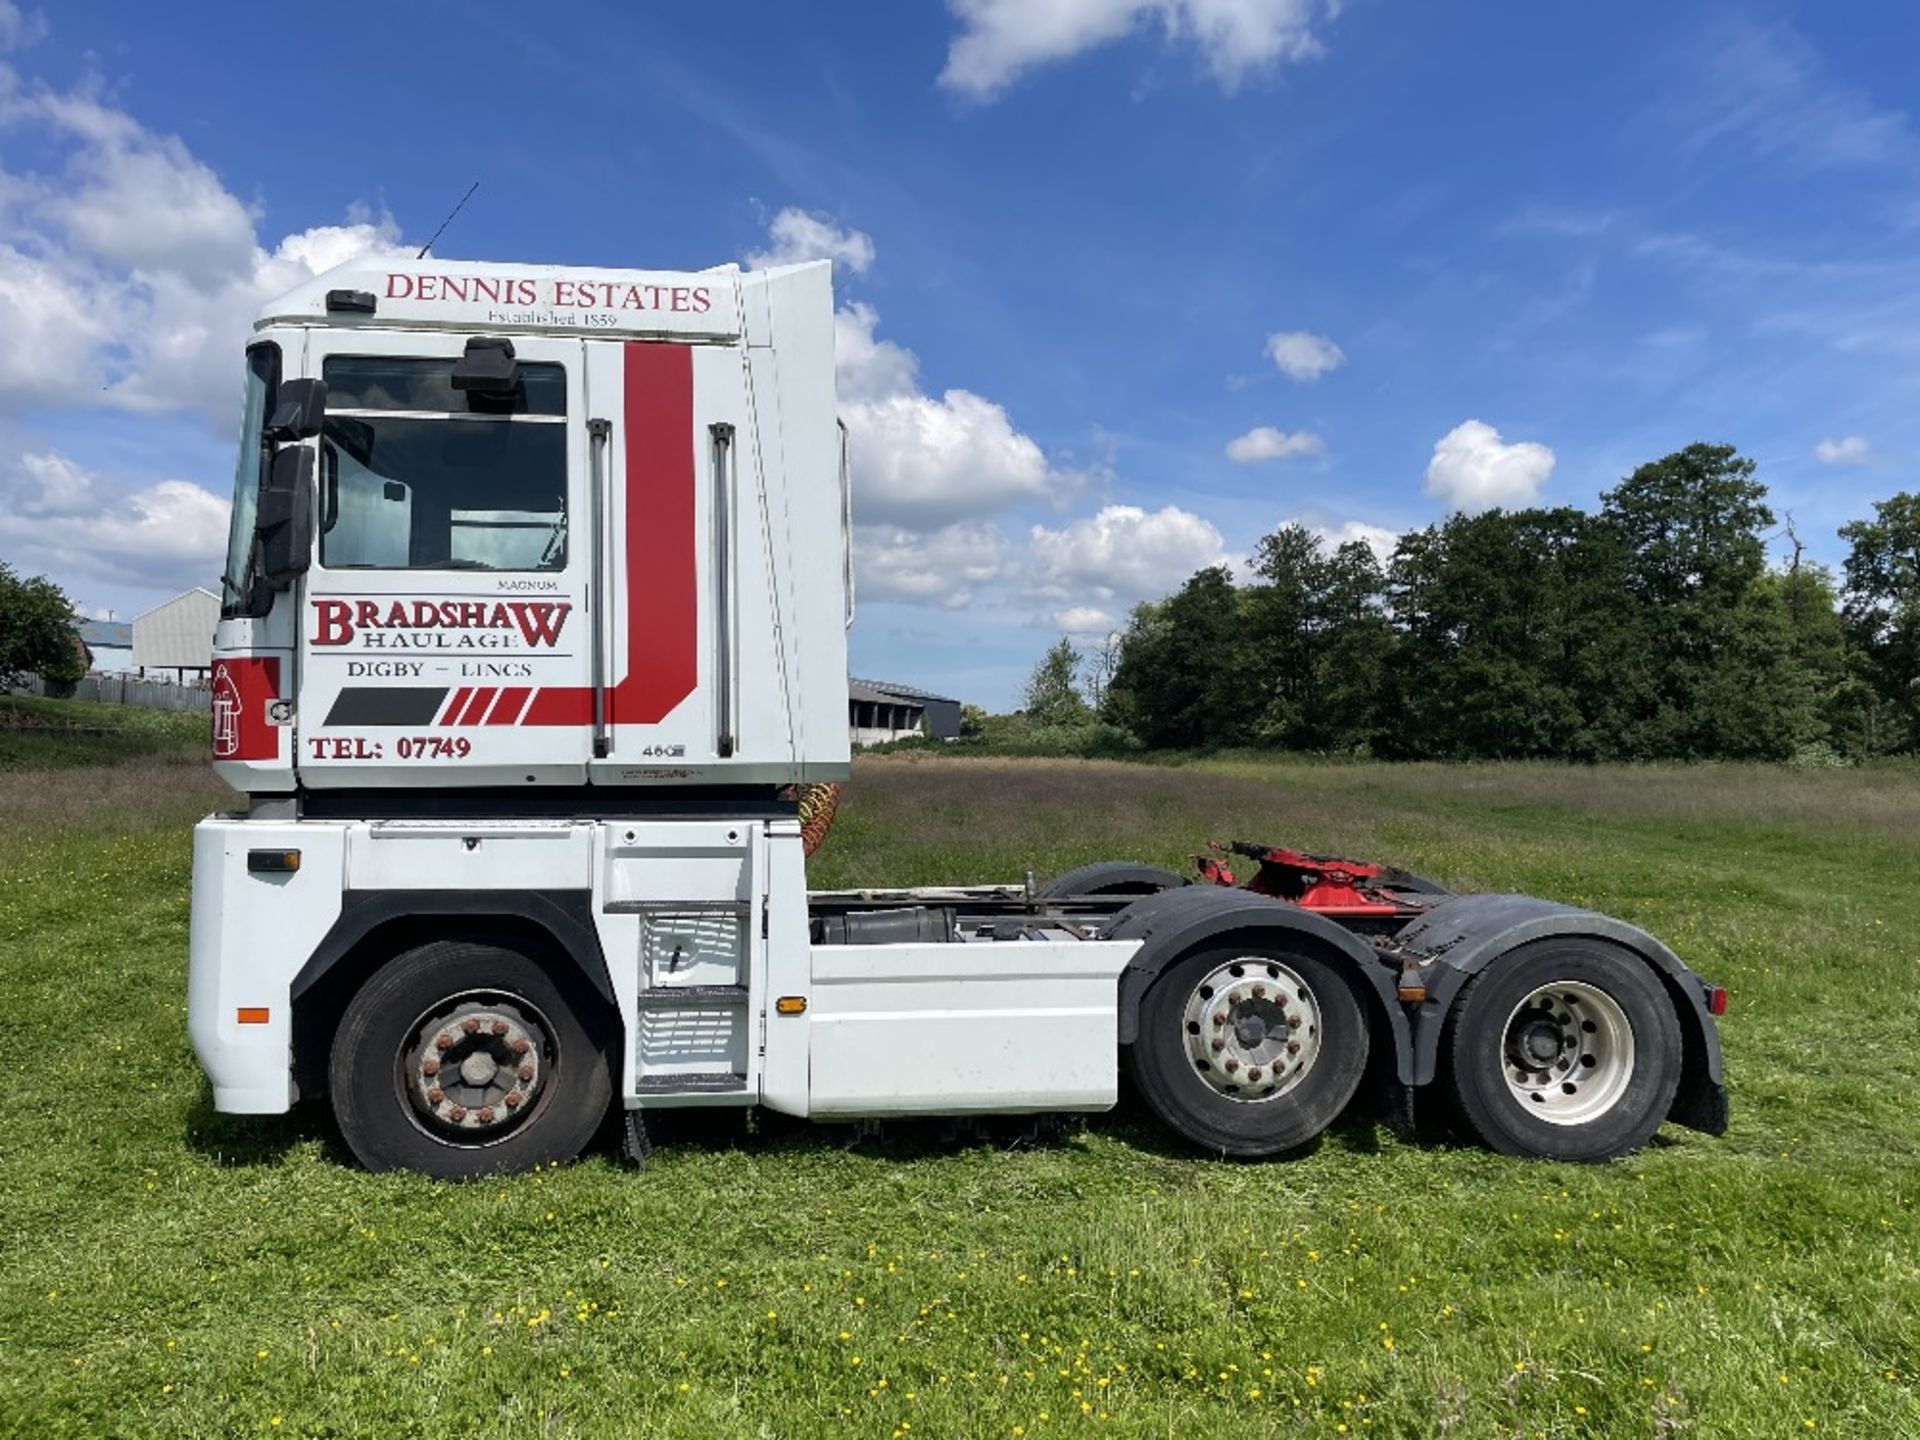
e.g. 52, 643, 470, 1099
187, 812, 1148, 1123
188, 254, 1153, 1139
188, 818, 347, 1111
258, 258, 745, 342
213, 258, 850, 794
806, 941, 1136, 1116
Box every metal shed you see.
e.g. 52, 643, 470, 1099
133, 588, 220, 678
849, 677, 963, 744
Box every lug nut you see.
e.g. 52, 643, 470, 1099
1286, 1041, 1301, 1055
435, 1031, 455, 1051
448, 1105, 468, 1122
511, 1037, 531, 1056
1228, 990, 1245, 1005
1246, 1068, 1262, 1082
1211, 1038, 1226, 1052
1212, 1011, 1228, 1027
1286, 1013, 1301, 1028
504, 1091, 523, 1109
426, 1087, 444, 1105
461, 1017, 481, 1034
491, 1020, 509, 1036
517, 1064, 535, 1083
421, 1058, 440, 1077
477, 1107, 496, 1124
1223, 1058, 1240, 1073
1251, 985, 1267, 999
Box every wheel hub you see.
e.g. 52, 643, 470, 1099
1512, 1017, 1564, 1068
1182, 959, 1322, 1104
404, 998, 547, 1140
1499, 981, 1636, 1127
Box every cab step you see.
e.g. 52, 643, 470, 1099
634, 1073, 749, 1094
632, 985, 748, 1008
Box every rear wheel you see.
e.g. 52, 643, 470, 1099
1443, 939, 1680, 1162
1040, 860, 1188, 898
329, 940, 613, 1180
1126, 943, 1370, 1157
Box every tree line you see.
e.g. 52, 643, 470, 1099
1019, 444, 1920, 761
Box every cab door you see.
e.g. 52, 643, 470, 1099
295, 332, 595, 788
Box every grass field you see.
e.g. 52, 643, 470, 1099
0, 694, 207, 770
2, 724, 1917, 1437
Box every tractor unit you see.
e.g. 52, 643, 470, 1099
189, 255, 1727, 1178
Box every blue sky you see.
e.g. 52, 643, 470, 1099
1, 1, 1916, 708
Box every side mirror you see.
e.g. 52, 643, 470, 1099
263, 378, 327, 444
255, 446, 315, 589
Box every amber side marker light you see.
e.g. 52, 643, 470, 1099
236, 1007, 271, 1025
247, 849, 300, 873
775, 996, 807, 1015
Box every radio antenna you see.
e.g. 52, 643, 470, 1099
416, 181, 480, 259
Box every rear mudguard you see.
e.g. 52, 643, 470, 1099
1389, 894, 1727, 1134
1106, 887, 1416, 1083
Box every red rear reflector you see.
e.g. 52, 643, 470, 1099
237, 1007, 270, 1025
1707, 987, 1728, 1017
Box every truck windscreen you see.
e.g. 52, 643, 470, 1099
318, 357, 568, 573
219, 343, 280, 615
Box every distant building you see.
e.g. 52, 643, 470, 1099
75, 618, 135, 674
849, 677, 963, 745
133, 588, 220, 681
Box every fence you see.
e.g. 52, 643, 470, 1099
8, 671, 213, 714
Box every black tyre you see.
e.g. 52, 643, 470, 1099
1443, 939, 1680, 1162
328, 940, 614, 1180
1040, 860, 1189, 899
1125, 942, 1371, 1158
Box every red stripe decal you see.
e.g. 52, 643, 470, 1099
486, 686, 531, 725
439, 687, 472, 726
456, 688, 493, 726
522, 341, 697, 728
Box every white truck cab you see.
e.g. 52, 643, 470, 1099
189, 255, 1728, 1178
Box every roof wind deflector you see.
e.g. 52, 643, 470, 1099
451, 336, 519, 394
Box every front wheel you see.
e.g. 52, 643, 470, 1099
328, 940, 614, 1180
1443, 939, 1680, 1162
1125, 943, 1371, 1157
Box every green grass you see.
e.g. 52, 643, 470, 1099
1, 752, 1916, 1438
0, 694, 207, 769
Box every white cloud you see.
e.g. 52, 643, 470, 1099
1423, 420, 1556, 514
744, 206, 875, 275
825, 269, 1075, 529
1671, 18, 1917, 175
1266, 329, 1344, 381
1303, 517, 1398, 564
9, 450, 100, 517
848, 388, 1063, 527
1055, 604, 1119, 634
835, 301, 920, 404
1028, 504, 1229, 606
0, 451, 229, 591
0, 2, 45, 51
1225, 425, 1324, 462
1815, 434, 1872, 465
856, 522, 1010, 609
940, 0, 1330, 99
0, 69, 408, 422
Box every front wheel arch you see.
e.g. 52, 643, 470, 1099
290, 906, 618, 1104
